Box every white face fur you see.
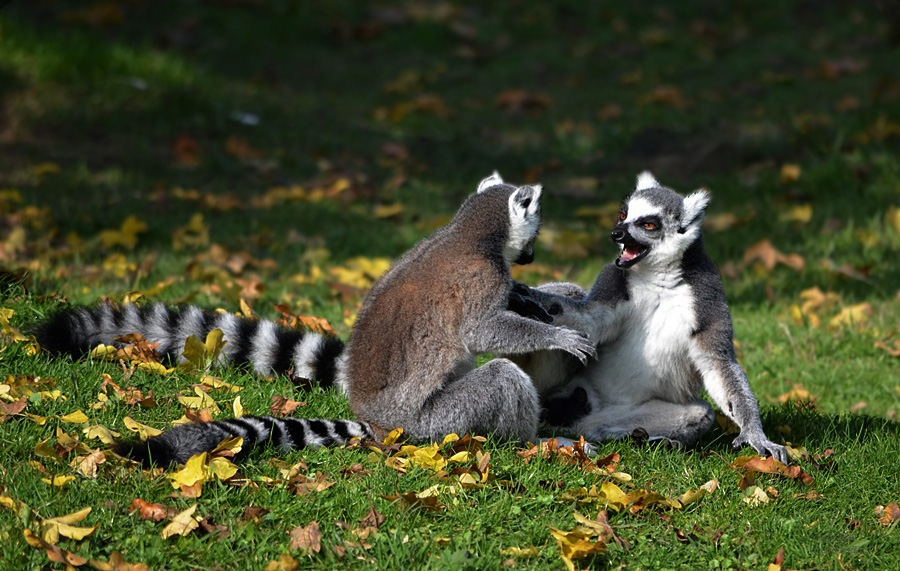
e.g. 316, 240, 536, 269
505, 184, 542, 263
476, 171, 542, 264
615, 171, 709, 269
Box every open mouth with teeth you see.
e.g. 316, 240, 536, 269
615, 240, 650, 268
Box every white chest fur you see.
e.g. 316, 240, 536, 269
580, 267, 699, 404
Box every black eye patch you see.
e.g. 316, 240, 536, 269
635, 216, 662, 230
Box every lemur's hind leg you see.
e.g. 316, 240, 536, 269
574, 399, 715, 448
414, 358, 540, 444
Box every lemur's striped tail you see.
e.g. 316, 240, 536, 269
113, 415, 375, 467
33, 302, 347, 389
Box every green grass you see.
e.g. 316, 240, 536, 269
1, 1, 899, 569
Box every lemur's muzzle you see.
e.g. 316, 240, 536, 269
611, 223, 650, 268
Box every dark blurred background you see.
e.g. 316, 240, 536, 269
0, 0, 898, 306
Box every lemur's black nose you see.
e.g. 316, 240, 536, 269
610, 226, 626, 242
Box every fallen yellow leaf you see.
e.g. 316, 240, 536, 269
885, 206, 900, 233
263, 553, 299, 571
168, 453, 209, 489
41, 475, 76, 487
123, 416, 162, 439
549, 526, 606, 571
161, 504, 199, 539
501, 546, 540, 557
83, 425, 120, 444
829, 303, 872, 329
177, 386, 221, 413
780, 163, 801, 182
742, 485, 771, 507
179, 329, 227, 372
778, 204, 812, 224
60, 410, 89, 423
99, 215, 147, 250
42, 507, 98, 543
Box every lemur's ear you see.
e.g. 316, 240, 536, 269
478, 171, 504, 193
510, 185, 541, 216
679, 189, 710, 233
636, 171, 660, 191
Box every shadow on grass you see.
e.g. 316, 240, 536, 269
701, 402, 898, 459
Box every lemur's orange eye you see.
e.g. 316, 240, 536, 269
642, 222, 657, 230
618, 211, 626, 221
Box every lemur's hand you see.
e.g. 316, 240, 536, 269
552, 327, 597, 365
508, 283, 553, 323
732, 432, 789, 465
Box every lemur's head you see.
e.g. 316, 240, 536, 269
477, 171, 542, 265
611, 171, 709, 269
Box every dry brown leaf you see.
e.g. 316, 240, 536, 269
72, 449, 106, 478
130, 498, 179, 522
225, 136, 263, 160
289, 472, 336, 496
23, 529, 88, 567
174, 134, 201, 166
241, 505, 270, 522
820, 57, 868, 79
359, 506, 385, 530
775, 384, 817, 405
270, 395, 306, 416
198, 516, 230, 539
0, 397, 27, 422
874, 338, 900, 357
289, 521, 322, 553
733, 455, 814, 486
88, 551, 149, 571
639, 85, 688, 109
381, 485, 444, 511
876, 503, 900, 526
741, 239, 805, 272
496, 90, 553, 114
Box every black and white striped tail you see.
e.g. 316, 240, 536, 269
113, 415, 375, 467
33, 302, 348, 390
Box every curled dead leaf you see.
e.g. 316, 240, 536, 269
741, 240, 804, 272
270, 395, 306, 416
381, 485, 444, 511
23, 529, 88, 567
875, 503, 899, 526
131, 498, 179, 522
289, 521, 322, 553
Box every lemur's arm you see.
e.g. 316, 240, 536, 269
689, 341, 788, 463
462, 310, 596, 364
507, 283, 554, 323
514, 288, 621, 346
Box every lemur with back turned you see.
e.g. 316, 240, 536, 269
35, 174, 594, 466
514, 172, 787, 463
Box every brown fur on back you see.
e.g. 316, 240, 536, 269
345, 188, 513, 426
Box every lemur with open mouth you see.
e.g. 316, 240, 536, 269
513, 172, 787, 463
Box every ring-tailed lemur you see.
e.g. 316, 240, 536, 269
54, 174, 595, 466
512, 172, 788, 463
35, 303, 346, 386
